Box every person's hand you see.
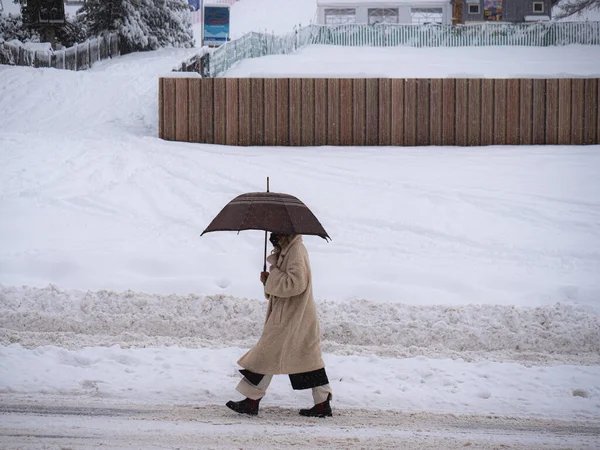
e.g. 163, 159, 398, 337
260, 271, 269, 285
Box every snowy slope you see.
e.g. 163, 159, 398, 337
1, 52, 600, 309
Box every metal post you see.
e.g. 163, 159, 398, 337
200, 0, 205, 47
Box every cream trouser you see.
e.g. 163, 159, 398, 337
236, 375, 333, 404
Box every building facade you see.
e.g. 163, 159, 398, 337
453, 0, 552, 24
317, 1, 453, 26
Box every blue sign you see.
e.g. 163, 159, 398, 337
204, 6, 230, 46
188, 0, 200, 11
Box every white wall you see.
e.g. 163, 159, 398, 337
317, 4, 450, 25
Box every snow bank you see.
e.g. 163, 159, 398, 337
2, 286, 599, 364
0, 49, 199, 137
224, 44, 600, 78
1, 343, 599, 419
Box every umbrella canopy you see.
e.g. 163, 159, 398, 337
202, 192, 330, 240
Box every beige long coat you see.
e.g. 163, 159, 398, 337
237, 235, 325, 375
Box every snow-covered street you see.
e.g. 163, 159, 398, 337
2, 396, 599, 449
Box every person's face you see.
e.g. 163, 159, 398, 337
269, 233, 281, 248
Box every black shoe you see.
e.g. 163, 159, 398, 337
299, 399, 332, 418
226, 397, 261, 416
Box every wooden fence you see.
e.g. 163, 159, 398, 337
159, 78, 600, 146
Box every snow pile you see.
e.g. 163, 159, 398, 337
1, 344, 599, 419
2, 285, 599, 364
224, 44, 600, 78
0, 49, 198, 136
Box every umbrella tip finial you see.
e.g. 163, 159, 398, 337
267, 177, 270, 193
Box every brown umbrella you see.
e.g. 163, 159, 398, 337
202, 178, 330, 270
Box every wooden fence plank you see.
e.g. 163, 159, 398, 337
188, 79, 201, 143
276, 79, 289, 146
158, 78, 165, 139
340, 79, 354, 146
519, 79, 532, 145
378, 79, 391, 146
391, 79, 405, 146
366, 78, 379, 146
442, 79, 455, 146
289, 78, 303, 146
213, 78, 226, 145
263, 79, 277, 146
571, 78, 585, 145
200, 78, 214, 144
225, 78, 239, 146
557, 79, 571, 145
532, 79, 546, 145
163, 78, 177, 141
328, 78, 341, 146
583, 79, 598, 145
353, 78, 366, 146
467, 78, 481, 146
314, 79, 328, 146
301, 78, 315, 146
416, 79, 430, 146
506, 79, 520, 145
251, 78, 264, 146
175, 79, 189, 142
598, 79, 600, 144
429, 79, 443, 146
455, 79, 468, 146
404, 79, 417, 146
481, 79, 494, 146
545, 79, 559, 145
494, 79, 507, 145
239, 78, 251, 146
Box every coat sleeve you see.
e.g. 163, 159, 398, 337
264, 247, 308, 298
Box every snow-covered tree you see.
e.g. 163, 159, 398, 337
553, 0, 600, 18
77, 0, 194, 53
0, 12, 41, 42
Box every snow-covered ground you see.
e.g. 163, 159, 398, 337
2, 4, 600, 446
2, 70, 599, 307
224, 44, 600, 78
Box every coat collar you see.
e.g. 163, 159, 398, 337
280, 235, 302, 256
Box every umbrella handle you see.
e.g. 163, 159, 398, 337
263, 177, 269, 272
263, 230, 267, 273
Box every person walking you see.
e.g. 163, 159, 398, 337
226, 233, 333, 417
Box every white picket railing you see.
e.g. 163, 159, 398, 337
209, 26, 313, 77
311, 22, 600, 47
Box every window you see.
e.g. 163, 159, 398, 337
324, 8, 356, 25
368, 8, 399, 25
411, 8, 444, 24
533, 2, 544, 12
468, 4, 480, 14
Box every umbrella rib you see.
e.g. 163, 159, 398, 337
282, 200, 296, 235
236, 197, 255, 232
